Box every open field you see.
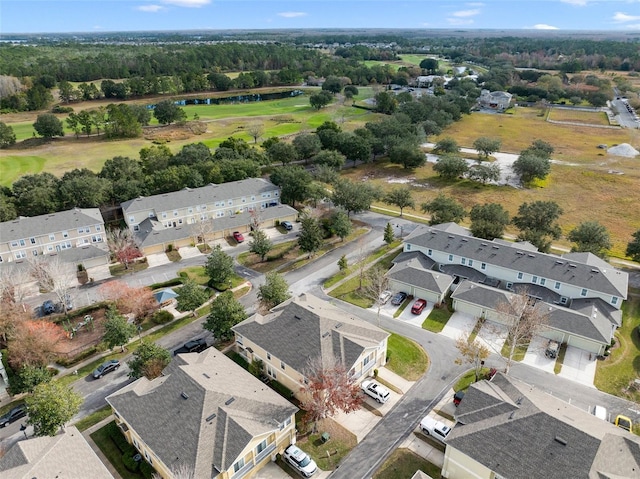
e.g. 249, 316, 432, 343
547, 108, 611, 126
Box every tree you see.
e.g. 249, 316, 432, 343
176, 280, 209, 314
331, 179, 381, 217
267, 141, 297, 166
105, 103, 142, 139
99, 155, 147, 203
467, 163, 501, 184
128, 342, 171, 380
246, 122, 264, 144
338, 254, 348, 271
330, 209, 352, 241
388, 143, 426, 169
312, 150, 345, 171
153, 99, 187, 125
432, 155, 469, 179
6, 318, 65, 371
58, 168, 111, 209
433, 137, 460, 154
270, 165, 312, 208
33, 113, 64, 139
567, 221, 611, 258
26, 381, 82, 437
0, 122, 16, 148
300, 355, 362, 433
203, 290, 247, 341
293, 133, 322, 162
455, 333, 490, 382
107, 228, 142, 270
384, 222, 395, 245
374, 91, 397, 114
28, 256, 76, 314
309, 90, 333, 109
298, 214, 323, 257
421, 194, 466, 225
11, 365, 51, 394
512, 201, 563, 253
470, 203, 510, 240
98, 282, 157, 321
512, 152, 551, 185
103, 307, 137, 352
363, 265, 390, 325
249, 229, 273, 262
384, 186, 415, 217
494, 290, 549, 374
322, 76, 344, 94
472, 137, 502, 161
343, 85, 358, 100
12, 172, 60, 217
420, 58, 439, 74
337, 132, 372, 167
204, 245, 234, 286
626, 230, 640, 262
258, 271, 290, 311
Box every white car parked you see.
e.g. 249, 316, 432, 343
283, 445, 317, 477
361, 380, 390, 403
420, 415, 452, 443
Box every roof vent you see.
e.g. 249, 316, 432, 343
181, 392, 189, 400
335, 323, 343, 329
554, 436, 567, 446
516, 251, 525, 255
590, 269, 599, 273
203, 373, 210, 379
508, 412, 515, 419
461, 239, 468, 242
322, 332, 330, 338
481, 243, 488, 246
225, 397, 235, 406
527, 254, 535, 258
294, 315, 301, 320
448, 235, 455, 239
206, 413, 217, 422
555, 260, 564, 264
516, 397, 523, 405
492, 246, 500, 250
569, 264, 577, 268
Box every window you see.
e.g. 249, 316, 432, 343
461, 257, 466, 265
173, 210, 178, 217
506, 282, 513, 290
611, 296, 618, 305
554, 281, 561, 290
540, 278, 546, 286
532, 276, 538, 284
481, 262, 486, 270
188, 207, 193, 213
10, 241, 18, 247
92, 235, 103, 243
468, 259, 473, 266
280, 361, 285, 370
144, 451, 152, 464
406, 244, 411, 251
129, 216, 135, 224
233, 458, 245, 473
228, 200, 233, 205
47, 245, 53, 252
49, 233, 55, 241
19, 239, 26, 246
256, 439, 268, 454
448, 254, 454, 262
133, 225, 140, 232
30, 237, 36, 245
242, 197, 246, 203
267, 365, 277, 379
236, 335, 243, 345
517, 272, 523, 280
251, 195, 255, 201
201, 214, 208, 221
202, 204, 207, 210
427, 249, 432, 256
161, 212, 167, 219
267, 352, 271, 360
96, 225, 102, 231
0, 256, 2, 263
178, 219, 183, 225
133, 438, 139, 448
581, 288, 588, 297
560, 297, 568, 305
14, 251, 26, 259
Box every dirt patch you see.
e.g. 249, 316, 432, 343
143, 122, 208, 141
54, 308, 107, 359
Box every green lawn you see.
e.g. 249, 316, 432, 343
90, 422, 143, 479
595, 292, 640, 404
0, 155, 47, 185
295, 418, 357, 471
73, 405, 112, 432
422, 306, 452, 333
453, 368, 491, 392
374, 448, 441, 479
178, 265, 210, 285
385, 333, 428, 381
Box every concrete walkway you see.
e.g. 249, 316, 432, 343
177, 246, 203, 259
146, 252, 171, 268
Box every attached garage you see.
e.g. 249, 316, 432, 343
386, 263, 453, 306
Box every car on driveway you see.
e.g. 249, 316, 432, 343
93, 359, 121, 379
0, 404, 27, 428
453, 390, 465, 406
283, 444, 317, 477
42, 300, 56, 315
391, 292, 407, 306
420, 415, 452, 443
232, 231, 244, 243
361, 380, 390, 403
173, 338, 208, 355
411, 298, 427, 314
378, 290, 392, 305
281, 220, 293, 231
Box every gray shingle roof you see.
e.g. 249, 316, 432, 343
135, 205, 298, 248
106, 348, 297, 478
405, 225, 628, 298
232, 294, 389, 374
448, 373, 640, 479
392, 251, 436, 270
452, 280, 514, 310
387, 260, 454, 294
0, 426, 114, 479
0, 208, 103, 242
121, 178, 278, 215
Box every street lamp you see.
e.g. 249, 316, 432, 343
394, 224, 404, 238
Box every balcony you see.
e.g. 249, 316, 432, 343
255, 442, 276, 463
230, 461, 254, 479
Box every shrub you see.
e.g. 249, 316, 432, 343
56, 345, 103, 367
227, 351, 249, 370
52, 105, 73, 114
140, 460, 155, 479
122, 452, 140, 472
149, 278, 184, 290
166, 244, 174, 252
151, 310, 173, 325
270, 379, 294, 399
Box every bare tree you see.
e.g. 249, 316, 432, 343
190, 217, 215, 245
362, 264, 390, 325
107, 228, 142, 270
28, 256, 76, 314
246, 122, 264, 144
354, 238, 368, 290
249, 209, 262, 231
494, 290, 549, 374
0, 265, 33, 305
152, 463, 195, 479
300, 355, 363, 433
455, 333, 490, 382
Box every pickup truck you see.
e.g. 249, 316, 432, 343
173, 338, 208, 356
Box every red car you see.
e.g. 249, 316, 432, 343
232, 231, 244, 243
411, 299, 427, 314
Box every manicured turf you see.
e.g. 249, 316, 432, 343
374, 448, 441, 479
386, 333, 428, 381
0, 155, 47, 185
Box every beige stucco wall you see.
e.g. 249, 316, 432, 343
442, 446, 494, 479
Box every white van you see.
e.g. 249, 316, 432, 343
592, 405, 608, 421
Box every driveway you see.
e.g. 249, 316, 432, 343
177, 246, 202, 260
440, 312, 477, 341
521, 336, 556, 373
477, 320, 508, 354
394, 301, 433, 328
558, 345, 597, 387
146, 252, 171, 268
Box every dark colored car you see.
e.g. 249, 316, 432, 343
173, 338, 208, 356
233, 231, 244, 243
42, 299, 56, 315
411, 299, 427, 315
453, 390, 465, 406
281, 221, 293, 231
0, 404, 27, 428
93, 359, 121, 379
391, 292, 407, 306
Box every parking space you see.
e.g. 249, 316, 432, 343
395, 300, 433, 328
264, 225, 298, 239
177, 246, 202, 259
440, 312, 477, 341
477, 321, 508, 354
145, 252, 171, 268
558, 345, 597, 387
521, 336, 557, 373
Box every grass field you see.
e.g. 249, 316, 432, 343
385, 333, 428, 381
547, 108, 611, 126
374, 448, 441, 479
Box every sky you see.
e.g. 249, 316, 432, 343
2, 0, 640, 34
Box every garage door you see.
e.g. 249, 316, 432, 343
567, 334, 601, 354
412, 287, 438, 304
453, 299, 484, 319
143, 244, 165, 255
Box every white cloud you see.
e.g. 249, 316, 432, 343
277, 12, 307, 18
560, 0, 588, 6
624, 23, 640, 29
613, 12, 640, 22
532, 24, 559, 30
161, 0, 210, 7
452, 9, 480, 18
137, 4, 165, 12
